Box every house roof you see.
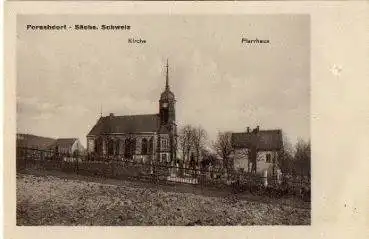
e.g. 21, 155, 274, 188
87, 114, 160, 136
16, 133, 56, 150
231, 129, 283, 151
51, 138, 78, 149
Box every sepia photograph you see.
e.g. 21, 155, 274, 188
15, 14, 311, 226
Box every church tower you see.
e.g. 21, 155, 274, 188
159, 59, 176, 127
158, 59, 177, 163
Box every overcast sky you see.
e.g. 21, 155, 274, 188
17, 15, 310, 147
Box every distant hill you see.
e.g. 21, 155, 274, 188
16, 133, 56, 150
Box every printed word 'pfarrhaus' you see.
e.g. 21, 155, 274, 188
241, 38, 270, 44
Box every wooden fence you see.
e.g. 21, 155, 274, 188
16, 146, 311, 199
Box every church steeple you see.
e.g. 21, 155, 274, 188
165, 59, 169, 90
160, 59, 175, 101
159, 59, 175, 126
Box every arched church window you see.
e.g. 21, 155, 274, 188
124, 138, 136, 159
141, 138, 148, 155
148, 137, 153, 154
124, 139, 131, 159
132, 138, 137, 155
95, 137, 103, 155
108, 139, 114, 156
94, 139, 97, 153
115, 140, 120, 155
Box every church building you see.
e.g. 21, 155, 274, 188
86, 60, 177, 163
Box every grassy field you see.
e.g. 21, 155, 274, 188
17, 173, 310, 226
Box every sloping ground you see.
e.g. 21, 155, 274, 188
16, 174, 310, 226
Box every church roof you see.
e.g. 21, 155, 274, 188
87, 114, 160, 136
231, 129, 283, 151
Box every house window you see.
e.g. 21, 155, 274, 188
266, 153, 271, 163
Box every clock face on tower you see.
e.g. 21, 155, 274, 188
162, 102, 168, 108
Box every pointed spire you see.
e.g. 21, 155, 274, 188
165, 58, 169, 90
100, 103, 102, 118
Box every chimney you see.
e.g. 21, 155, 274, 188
247, 127, 250, 133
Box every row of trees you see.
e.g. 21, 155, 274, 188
178, 125, 208, 166
278, 137, 311, 178
178, 125, 235, 173
178, 125, 311, 178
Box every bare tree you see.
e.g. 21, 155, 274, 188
294, 138, 311, 178
213, 131, 234, 174
249, 129, 259, 174
178, 125, 193, 163
278, 135, 294, 175
191, 126, 207, 164
200, 148, 218, 169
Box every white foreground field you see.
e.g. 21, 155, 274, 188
17, 173, 310, 225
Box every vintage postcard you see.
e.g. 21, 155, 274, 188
15, 13, 311, 226
4, 1, 369, 239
